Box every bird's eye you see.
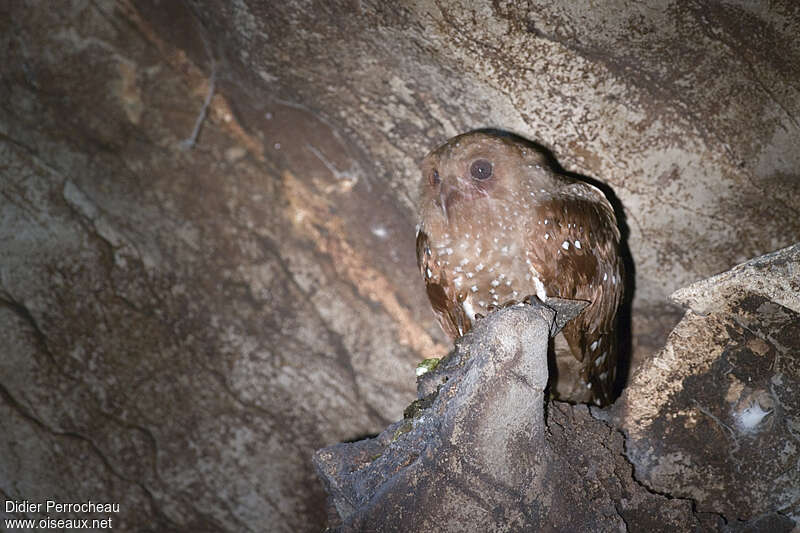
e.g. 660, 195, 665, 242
429, 169, 441, 186
470, 159, 493, 180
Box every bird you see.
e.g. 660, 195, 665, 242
416, 131, 624, 405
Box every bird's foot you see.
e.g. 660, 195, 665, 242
522, 294, 546, 306
477, 295, 552, 321
485, 299, 520, 314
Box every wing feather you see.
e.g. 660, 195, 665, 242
525, 182, 624, 403
416, 229, 469, 339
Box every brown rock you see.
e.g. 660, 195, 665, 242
315, 301, 703, 532
1, 1, 799, 531
612, 244, 800, 524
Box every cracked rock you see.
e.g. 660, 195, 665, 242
611, 243, 800, 527
314, 300, 706, 532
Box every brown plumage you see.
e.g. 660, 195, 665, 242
416, 131, 624, 405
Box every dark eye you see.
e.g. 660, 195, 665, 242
470, 159, 493, 180
429, 169, 440, 186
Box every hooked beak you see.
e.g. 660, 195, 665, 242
435, 181, 460, 223
438, 186, 449, 222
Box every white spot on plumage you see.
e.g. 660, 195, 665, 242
425, 268, 432, 278
595, 352, 607, 367
462, 298, 476, 321
603, 272, 608, 281
491, 279, 500, 287
544, 233, 550, 240
479, 300, 486, 307
471, 285, 478, 292
466, 272, 474, 279
575, 240, 581, 249
590, 340, 599, 351
476, 262, 484, 271
460, 258, 469, 266
446, 247, 453, 255
544, 219, 548, 225
531, 276, 547, 301
561, 241, 570, 250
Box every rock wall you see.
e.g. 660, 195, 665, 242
612, 243, 800, 524
316, 287, 798, 531
315, 300, 710, 531
1, 1, 799, 531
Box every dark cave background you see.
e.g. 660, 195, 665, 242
1, 1, 798, 531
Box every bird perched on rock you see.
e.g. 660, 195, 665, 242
416, 131, 624, 405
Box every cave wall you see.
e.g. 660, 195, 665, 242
1, 1, 798, 531
175, 0, 800, 355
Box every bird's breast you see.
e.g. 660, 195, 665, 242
429, 229, 539, 325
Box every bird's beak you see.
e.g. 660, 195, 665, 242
436, 181, 460, 223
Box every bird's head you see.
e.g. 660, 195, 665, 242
418, 131, 556, 234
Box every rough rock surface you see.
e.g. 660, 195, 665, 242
611, 243, 800, 525
317, 254, 800, 530
1, 1, 800, 531
315, 301, 705, 532
175, 0, 800, 356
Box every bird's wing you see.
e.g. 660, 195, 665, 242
525, 182, 624, 404
416, 228, 470, 339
